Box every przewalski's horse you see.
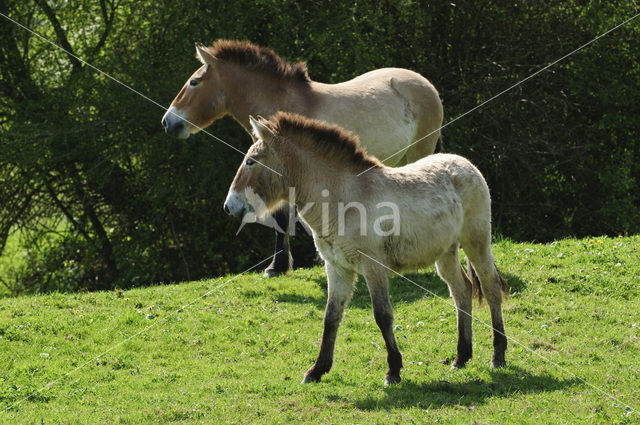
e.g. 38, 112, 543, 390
223, 113, 508, 385
162, 40, 444, 277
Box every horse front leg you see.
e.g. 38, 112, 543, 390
302, 262, 355, 383
264, 206, 293, 277
364, 266, 403, 385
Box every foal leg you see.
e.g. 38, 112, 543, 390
264, 206, 293, 277
436, 246, 474, 369
363, 265, 403, 385
302, 262, 355, 383
463, 240, 508, 368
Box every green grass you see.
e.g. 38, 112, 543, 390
0, 236, 639, 424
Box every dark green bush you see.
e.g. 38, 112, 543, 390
1, 0, 638, 293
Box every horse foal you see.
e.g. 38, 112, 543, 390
224, 113, 508, 385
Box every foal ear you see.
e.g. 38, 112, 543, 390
249, 115, 274, 142
195, 43, 216, 65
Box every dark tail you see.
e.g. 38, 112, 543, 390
434, 135, 444, 153
465, 262, 509, 305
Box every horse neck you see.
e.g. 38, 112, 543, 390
281, 146, 360, 235
218, 63, 310, 131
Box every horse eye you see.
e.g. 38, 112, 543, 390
245, 158, 255, 166
189, 79, 199, 87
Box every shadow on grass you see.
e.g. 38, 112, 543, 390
277, 268, 527, 310
274, 270, 447, 310
353, 365, 579, 410
502, 272, 527, 295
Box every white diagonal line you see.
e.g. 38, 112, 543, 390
357, 11, 640, 176
357, 249, 639, 415
0, 251, 280, 413
0, 12, 282, 177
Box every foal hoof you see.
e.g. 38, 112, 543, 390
384, 375, 401, 386
450, 357, 470, 369
490, 357, 506, 369
301, 374, 321, 384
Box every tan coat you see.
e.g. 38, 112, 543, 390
162, 40, 443, 165
224, 113, 508, 385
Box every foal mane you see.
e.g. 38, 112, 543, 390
269, 112, 381, 171
204, 40, 310, 83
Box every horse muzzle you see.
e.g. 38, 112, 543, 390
161, 107, 191, 139
223, 190, 248, 219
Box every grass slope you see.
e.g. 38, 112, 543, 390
0, 236, 639, 424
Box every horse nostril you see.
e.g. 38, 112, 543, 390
161, 118, 167, 129
223, 203, 230, 215
165, 120, 185, 137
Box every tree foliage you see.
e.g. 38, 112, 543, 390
1, 0, 638, 293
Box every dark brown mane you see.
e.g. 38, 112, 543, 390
270, 112, 381, 170
204, 40, 310, 83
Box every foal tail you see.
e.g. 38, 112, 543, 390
465, 262, 509, 305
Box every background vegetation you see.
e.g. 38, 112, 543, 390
1, 1, 639, 293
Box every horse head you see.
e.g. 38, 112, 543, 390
224, 116, 288, 221
161, 44, 226, 138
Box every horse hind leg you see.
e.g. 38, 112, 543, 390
405, 130, 441, 163
462, 237, 508, 368
435, 246, 474, 369
391, 77, 443, 163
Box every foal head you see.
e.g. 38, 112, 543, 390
224, 117, 288, 221
161, 44, 226, 139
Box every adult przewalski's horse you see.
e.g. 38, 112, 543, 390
161, 40, 443, 277
223, 113, 508, 385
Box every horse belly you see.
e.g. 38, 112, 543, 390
377, 191, 464, 271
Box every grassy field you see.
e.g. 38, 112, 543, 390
0, 236, 639, 424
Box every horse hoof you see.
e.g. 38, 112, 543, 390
263, 268, 287, 278
384, 375, 401, 386
450, 358, 470, 369
490, 358, 506, 369
301, 374, 320, 384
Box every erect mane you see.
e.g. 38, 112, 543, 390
269, 112, 381, 170
204, 40, 310, 83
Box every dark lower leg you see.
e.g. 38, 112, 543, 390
373, 302, 403, 383
304, 302, 342, 382
264, 208, 292, 277
490, 305, 507, 367
452, 300, 473, 368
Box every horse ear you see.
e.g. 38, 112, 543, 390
195, 43, 216, 65
249, 115, 273, 142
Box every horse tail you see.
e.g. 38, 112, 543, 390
465, 262, 509, 305
434, 135, 444, 153
465, 261, 483, 304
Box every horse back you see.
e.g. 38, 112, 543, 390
348, 154, 486, 269
383, 153, 491, 232
309, 68, 442, 165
